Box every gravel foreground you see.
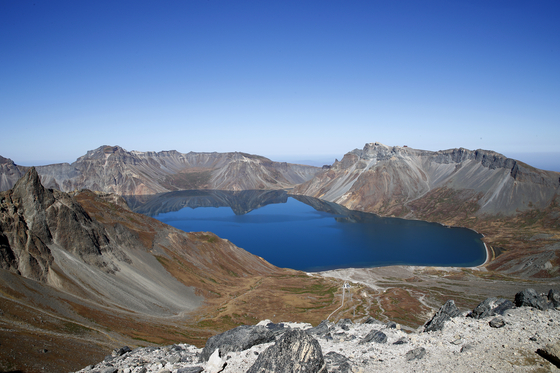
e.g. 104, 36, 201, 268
75, 299, 560, 373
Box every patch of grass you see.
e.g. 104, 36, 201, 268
132, 336, 152, 343
197, 315, 241, 330
63, 322, 90, 335
279, 284, 338, 296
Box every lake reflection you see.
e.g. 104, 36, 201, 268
126, 190, 486, 271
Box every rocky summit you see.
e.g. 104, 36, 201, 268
75, 289, 560, 373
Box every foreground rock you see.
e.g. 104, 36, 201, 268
468, 297, 514, 319
247, 328, 326, 373
422, 299, 461, 332
200, 324, 275, 362
75, 289, 560, 373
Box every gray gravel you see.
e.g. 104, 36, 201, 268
75, 306, 560, 373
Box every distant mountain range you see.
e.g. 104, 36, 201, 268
0, 145, 321, 195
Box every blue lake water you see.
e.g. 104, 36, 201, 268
129, 191, 486, 272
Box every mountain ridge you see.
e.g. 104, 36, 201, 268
293, 142, 560, 216
0, 145, 321, 195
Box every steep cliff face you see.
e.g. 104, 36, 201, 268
293, 142, 560, 217
0, 146, 321, 195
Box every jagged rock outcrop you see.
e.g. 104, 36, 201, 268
293, 142, 560, 217
514, 288, 559, 310
0, 167, 114, 282
359, 329, 388, 344
0, 146, 321, 195
549, 289, 560, 308
422, 300, 462, 332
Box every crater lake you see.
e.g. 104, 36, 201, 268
126, 190, 487, 272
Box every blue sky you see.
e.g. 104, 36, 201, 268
1, 1, 559, 170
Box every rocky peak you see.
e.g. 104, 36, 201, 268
12, 167, 54, 207
0, 168, 119, 283
77, 145, 127, 161
1, 168, 55, 281
0, 155, 15, 165
9, 167, 55, 244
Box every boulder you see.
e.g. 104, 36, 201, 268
200, 325, 275, 362
336, 318, 353, 331
489, 317, 506, 328
469, 297, 514, 319
514, 289, 549, 310
324, 351, 352, 373
247, 328, 327, 373
423, 300, 462, 332
405, 347, 426, 361
359, 330, 387, 344
307, 320, 333, 338
537, 341, 560, 368
112, 346, 131, 357
548, 289, 560, 308
363, 317, 384, 325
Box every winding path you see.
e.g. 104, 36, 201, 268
326, 282, 348, 321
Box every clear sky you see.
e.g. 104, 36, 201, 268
1, 0, 559, 170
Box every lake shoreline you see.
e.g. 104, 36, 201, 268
480, 242, 490, 266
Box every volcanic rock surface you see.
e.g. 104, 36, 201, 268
74, 290, 560, 373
